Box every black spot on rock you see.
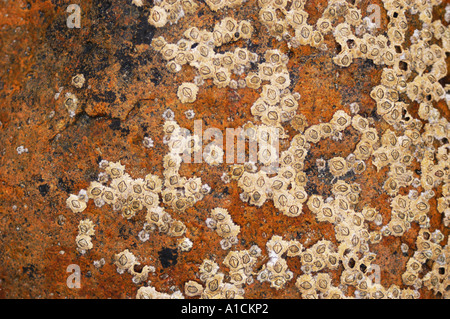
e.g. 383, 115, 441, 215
92, 90, 117, 103
133, 15, 156, 45
38, 184, 50, 197
118, 225, 131, 240
150, 68, 163, 86
115, 48, 138, 77
22, 264, 39, 279
158, 247, 178, 268
108, 118, 130, 136
109, 118, 122, 131
57, 178, 73, 193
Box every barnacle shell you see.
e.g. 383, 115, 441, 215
177, 82, 199, 103
114, 249, 137, 272
66, 194, 87, 213
148, 6, 168, 28
78, 219, 95, 236
64, 93, 79, 116
136, 286, 184, 299
328, 157, 348, 177
76, 234, 93, 251
185, 280, 204, 297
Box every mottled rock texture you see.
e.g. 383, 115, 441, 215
0, 0, 448, 298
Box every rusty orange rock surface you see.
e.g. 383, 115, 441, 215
0, 0, 448, 299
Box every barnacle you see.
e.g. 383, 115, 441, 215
290, 113, 308, 132
148, 6, 168, 28
238, 20, 253, 39
151, 36, 167, 52
304, 126, 322, 144
330, 110, 351, 131
136, 286, 184, 299
66, 194, 87, 213
204, 144, 224, 166
76, 234, 93, 251
328, 157, 348, 177
184, 280, 204, 297
105, 161, 126, 180
213, 67, 231, 88
287, 240, 303, 257
64, 93, 79, 117
60, 0, 450, 300
266, 235, 289, 256
71, 74, 85, 89
246, 72, 262, 90
78, 219, 95, 236
177, 82, 199, 103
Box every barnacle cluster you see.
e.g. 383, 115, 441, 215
66, 122, 211, 228
233, 107, 378, 216
223, 246, 261, 287
205, 0, 244, 12
151, 17, 254, 103
147, 0, 248, 28
383, 192, 433, 237
256, 235, 297, 289
304, 177, 445, 299
148, 0, 199, 28
206, 208, 241, 250
195, 257, 245, 298
66, 0, 449, 299
136, 285, 184, 299
162, 119, 211, 211
183, 246, 262, 299
401, 229, 446, 289
70, 160, 163, 219
75, 219, 95, 254
231, 129, 309, 217
250, 50, 301, 128
438, 182, 450, 227
114, 249, 156, 283
144, 206, 187, 237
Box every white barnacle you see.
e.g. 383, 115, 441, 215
138, 230, 150, 242
177, 82, 199, 103
162, 109, 175, 121
221, 172, 230, 184
16, 145, 28, 155
78, 219, 95, 236
184, 109, 195, 119
204, 144, 224, 166
66, 194, 87, 213
76, 234, 93, 252
220, 238, 232, 250
64, 92, 79, 117
143, 136, 154, 148
177, 237, 193, 252
132, 0, 143, 6
184, 280, 203, 297
148, 6, 168, 28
